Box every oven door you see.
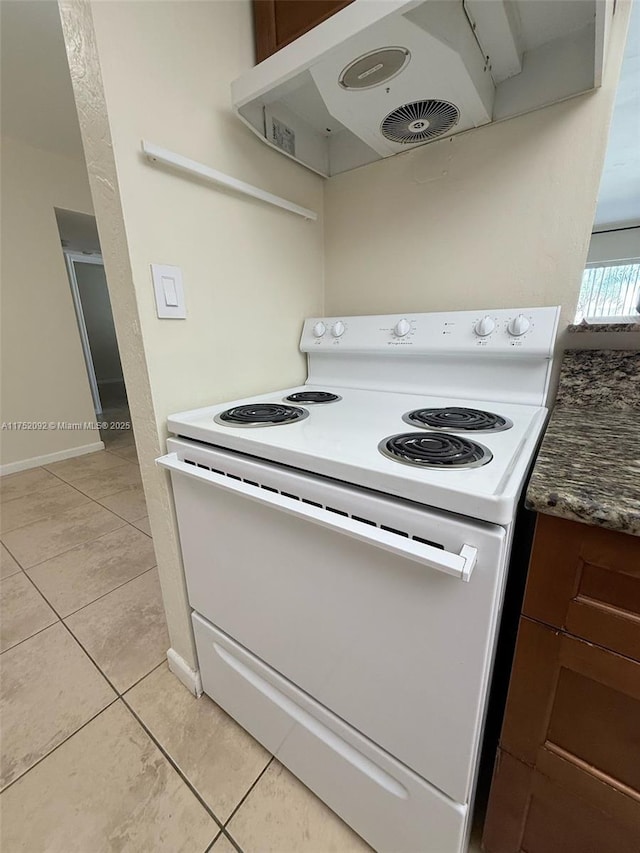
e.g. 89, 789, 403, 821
159, 438, 508, 805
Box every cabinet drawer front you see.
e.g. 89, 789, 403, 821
524, 515, 640, 661
193, 613, 468, 853
501, 617, 640, 799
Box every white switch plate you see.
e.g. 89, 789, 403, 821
151, 264, 186, 319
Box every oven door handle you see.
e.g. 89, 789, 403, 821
157, 453, 477, 582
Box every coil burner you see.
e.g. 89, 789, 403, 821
403, 407, 512, 433
379, 432, 492, 469
215, 404, 309, 427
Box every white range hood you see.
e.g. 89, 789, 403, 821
231, 0, 613, 177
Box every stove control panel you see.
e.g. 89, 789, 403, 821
300, 307, 560, 356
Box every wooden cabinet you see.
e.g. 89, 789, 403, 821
483, 515, 640, 853
253, 0, 355, 63
522, 514, 640, 661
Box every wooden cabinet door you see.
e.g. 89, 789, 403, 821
254, 0, 355, 62
523, 515, 640, 662
501, 618, 640, 781
483, 749, 640, 853
484, 618, 640, 852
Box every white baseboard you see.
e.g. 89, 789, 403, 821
0, 441, 106, 476
167, 647, 203, 697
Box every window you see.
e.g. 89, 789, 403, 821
574, 261, 640, 323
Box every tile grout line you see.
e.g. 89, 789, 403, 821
203, 828, 246, 853
42, 460, 134, 494
25, 545, 252, 846
14, 572, 124, 697
1, 511, 129, 566
0, 615, 61, 657
104, 447, 138, 463
1, 465, 157, 690
31, 552, 158, 622
0, 477, 66, 506
35, 520, 147, 571
119, 658, 166, 694
57, 478, 142, 505
4, 515, 128, 570
0, 537, 29, 569
56, 564, 158, 620
222, 756, 275, 830
42, 456, 142, 504
0, 450, 235, 842
120, 696, 226, 833
0, 451, 206, 827
203, 832, 222, 852
1, 459, 143, 544
55, 466, 148, 528
1, 650, 179, 797
92, 499, 149, 526
0, 479, 89, 513
1, 460, 158, 677
56, 612, 170, 701
15, 568, 158, 704
59, 618, 123, 695
219, 828, 246, 853
0, 497, 102, 540
1, 605, 173, 792
1, 486, 148, 569
0, 696, 120, 795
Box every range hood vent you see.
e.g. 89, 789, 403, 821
231, 0, 612, 178
380, 100, 460, 143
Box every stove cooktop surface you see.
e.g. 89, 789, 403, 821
168, 385, 548, 524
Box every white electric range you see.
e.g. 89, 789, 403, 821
159, 306, 560, 853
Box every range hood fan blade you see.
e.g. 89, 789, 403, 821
380, 100, 460, 144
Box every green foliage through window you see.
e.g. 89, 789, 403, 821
575, 263, 640, 322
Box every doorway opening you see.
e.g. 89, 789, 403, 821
55, 208, 132, 447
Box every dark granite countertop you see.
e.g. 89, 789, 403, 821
567, 322, 640, 333
526, 350, 640, 537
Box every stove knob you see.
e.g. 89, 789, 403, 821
312, 321, 326, 338
394, 318, 411, 337
507, 314, 530, 336
474, 316, 495, 337
331, 321, 345, 338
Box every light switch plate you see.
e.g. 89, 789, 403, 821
151, 264, 186, 319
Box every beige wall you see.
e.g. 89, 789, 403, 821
60, 0, 324, 671
0, 135, 99, 470
90, 0, 324, 419
324, 2, 633, 337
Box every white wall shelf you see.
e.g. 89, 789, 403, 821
141, 141, 317, 221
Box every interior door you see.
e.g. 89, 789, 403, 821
65, 254, 124, 417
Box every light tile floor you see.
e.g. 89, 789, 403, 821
1, 430, 484, 852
